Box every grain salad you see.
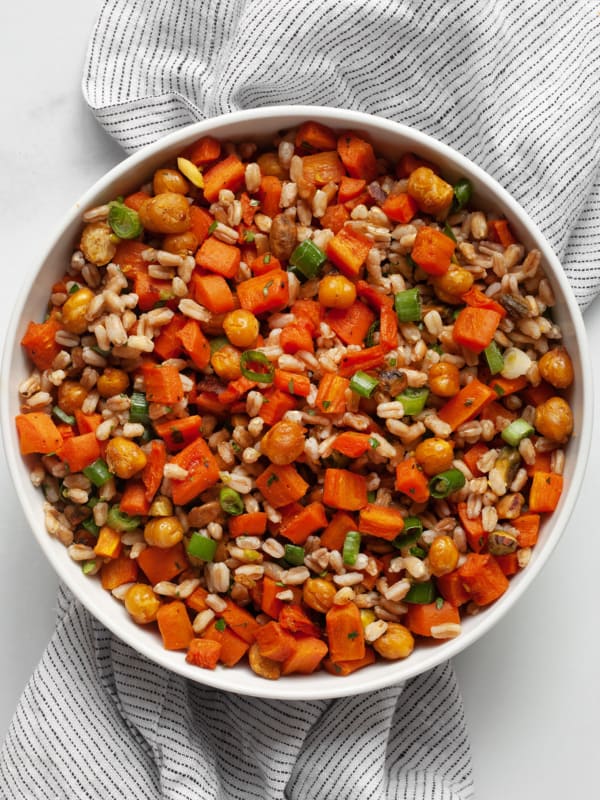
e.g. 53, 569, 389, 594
15, 120, 574, 679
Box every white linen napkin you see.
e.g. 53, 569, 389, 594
2, 1, 599, 798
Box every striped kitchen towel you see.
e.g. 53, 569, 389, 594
2, 1, 600, 798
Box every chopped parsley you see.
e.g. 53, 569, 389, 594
215, 618, 227, 632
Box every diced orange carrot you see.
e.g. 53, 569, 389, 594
325, 300, 376, 346
479, 400, 517, 427
528, 471, 563, 513
279, 323, 315, 354
302, 151, 345, 185
320, 203, 350, 234
488, 219, 516, 247
274, 369, 311, 397
279, 502, 328, 545
381, 192, 419, 223
337, 133, 377, 181
323, 468, 368, 511
315, 373, 350, 414
463, 442, 489, 478
461, 286, 506, 318
249, 253, 282, 276
94, 525, 122, 560
290, 299, 323, 334
436, 570, 471, 607
324, 648, 376, 676
20, 317, 62, 371
15, 413, 63, 455
256, 463, 309, 508
338, 344, 387, 377
512, 513, 541, 547
437, 379, 496, 431
457, 502, 487, 553
395, 457, 430, 503
452, 307, 502, 353
142, 363, 184, 404
281, 636, 328, 675
157, 601, 194, 650
326, 227, 372, 279
260, 576, 286, 619
396, 152, 437, 178
228, 512, 268, 537
411, 227, 456, 276
488, 375, 528, 398
217, 375, 256, 405
188, 205, 214, 245
202, 622, 250, 667
195, 236, 241, 279
338, 176, 366, 203
57, 432, 101, 474
100, 556, 139, 591
186, 585, 209, 613
220, 598, 260, 644
177, 319, 211, 370
74, 410, 103, 435
153, 315, 186, 360
359, 503, 405, 541
137, 542, 187, 585
295, 120, 338, 152
406, 600, 460, 637
258, 175, 282, 217
332, 431, 372, 458
186, 135, 221, 165
112, 240, 148, 273
133, 270, 175, 312
326, 602, 365, 662
354, 280, 393, 310
191, 273, 235, 314
142, 439, 167, 502
153, 415, 202, 453
186, 638, 222, 669
119, 480, 151, 516
258, 387, 298, 426
320, 511, 356, 551
458, 553, 509, 606
523, 381, 554, 407
123, 191, 151, 211
237, 270, 289, 315
279, 605, 321, 638
255, 621, 296, 661
169, 437, 221, 506
203, 154, 245, 203
495, 552, 520, 576
380, 305, 398, 350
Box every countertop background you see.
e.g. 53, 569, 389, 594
1, 3, 599, 797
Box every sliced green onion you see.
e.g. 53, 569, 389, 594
405, 580, 435, 604
108, 202, 143, 239
453, 178, 473, 210
392, 516, 423, 549
82, 458, 112, 487
484, 341, 504, 375
501, 418, 535, 447
394, 287, 422, 322
106, 505, 141, 532
82, 560, 97, 575
288, 240, 326, 280
239, 350, 275, 384
68, 283, 81, 294
129, 391, 149, 425
209, 336, 229, 354
367, 490, 377, 503
284, 544, 305, 566
443, 222, 457, 242
219, 487, 244, 516
52, 406, 76, 426
409, 545, 427, 559
396, 387, 429, 416
342, 530, 361, 566
208, 220, 218, 234
81, 517, 100, 537
187, 532, 218, 561
429, 468, 466, 499
365, 320, 380, 347
349, 370, 379, 398
435, 596, 445, 610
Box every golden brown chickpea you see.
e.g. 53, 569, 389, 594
105, 436, 147, 479
538, 347, 574, 389
257, 152, 287, 179
260, 419, 306, 465
407, 167, 454, 216
223, 309, 260, 348
143, 516, 184, 548
96, 367, 130, 398
153, 168, 190, 195
79, 221, 117, 266
138, 193, 191, 234
432, 266, 474, 303
303, 578, 336, 613
427, 535, 459, 577
124, 583, 161, 624
162, 230, 199, 255
414, 437, 454, 476
318, 275, 357, 309
428, 362, 461, 397
61, 287, 94, 334
373, 623, 415, 660
58, 380, 88, 415
211, 345, 242, 382
248, 642, 281, 680
534, 396, 574, 443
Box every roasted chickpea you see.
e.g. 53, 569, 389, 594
373, 623, 415, 660
162, 230, 199, 255
432, 266, 474, 303
407, 167, 454, 216
303, 578, 336, 613
79, 221, 116, 266
58, 380, 88, 415
124, 583, 160, 624
211, 345, 242, 381
428, 362, 460, 397
318, 275, 357, 309
257, 152, 287, 180
223, 309, 259, 348
534, 396, 573, 443
414, 437, 454, 476
96, 367, 130, 398
260, 419, 306, 464
61, 287, 94, 334
153, 168, 190, 195
143, 515, 184, 548
105, 436, 147, 479
138, 192, 191, 234
248, 642, 281, 680
538, 347, 574, 389
427, 535, 459, 577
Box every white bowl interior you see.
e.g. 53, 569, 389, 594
1, 106, 592, 699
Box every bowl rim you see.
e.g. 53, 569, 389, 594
1, 104, 593, 699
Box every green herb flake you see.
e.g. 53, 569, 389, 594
68, 283, 81, 294
263, 253, 271, 264
322, 400, 331, 409
494, 384, 506, 397
464, 398, 474, 407
250, 199, 260, 207
288, 379, 295, 393
435, 597, 445, 610
369, 437, 379, 449
262, 279, 274, 296
266, 473, 279, 487
347, 631, 359, 640
208, 221, 218, 233
244, 230, 256, 243
215, 618, 227, 632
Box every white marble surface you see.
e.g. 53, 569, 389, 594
1, 2, 599, 796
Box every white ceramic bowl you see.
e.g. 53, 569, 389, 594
1, 106, 592, 699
